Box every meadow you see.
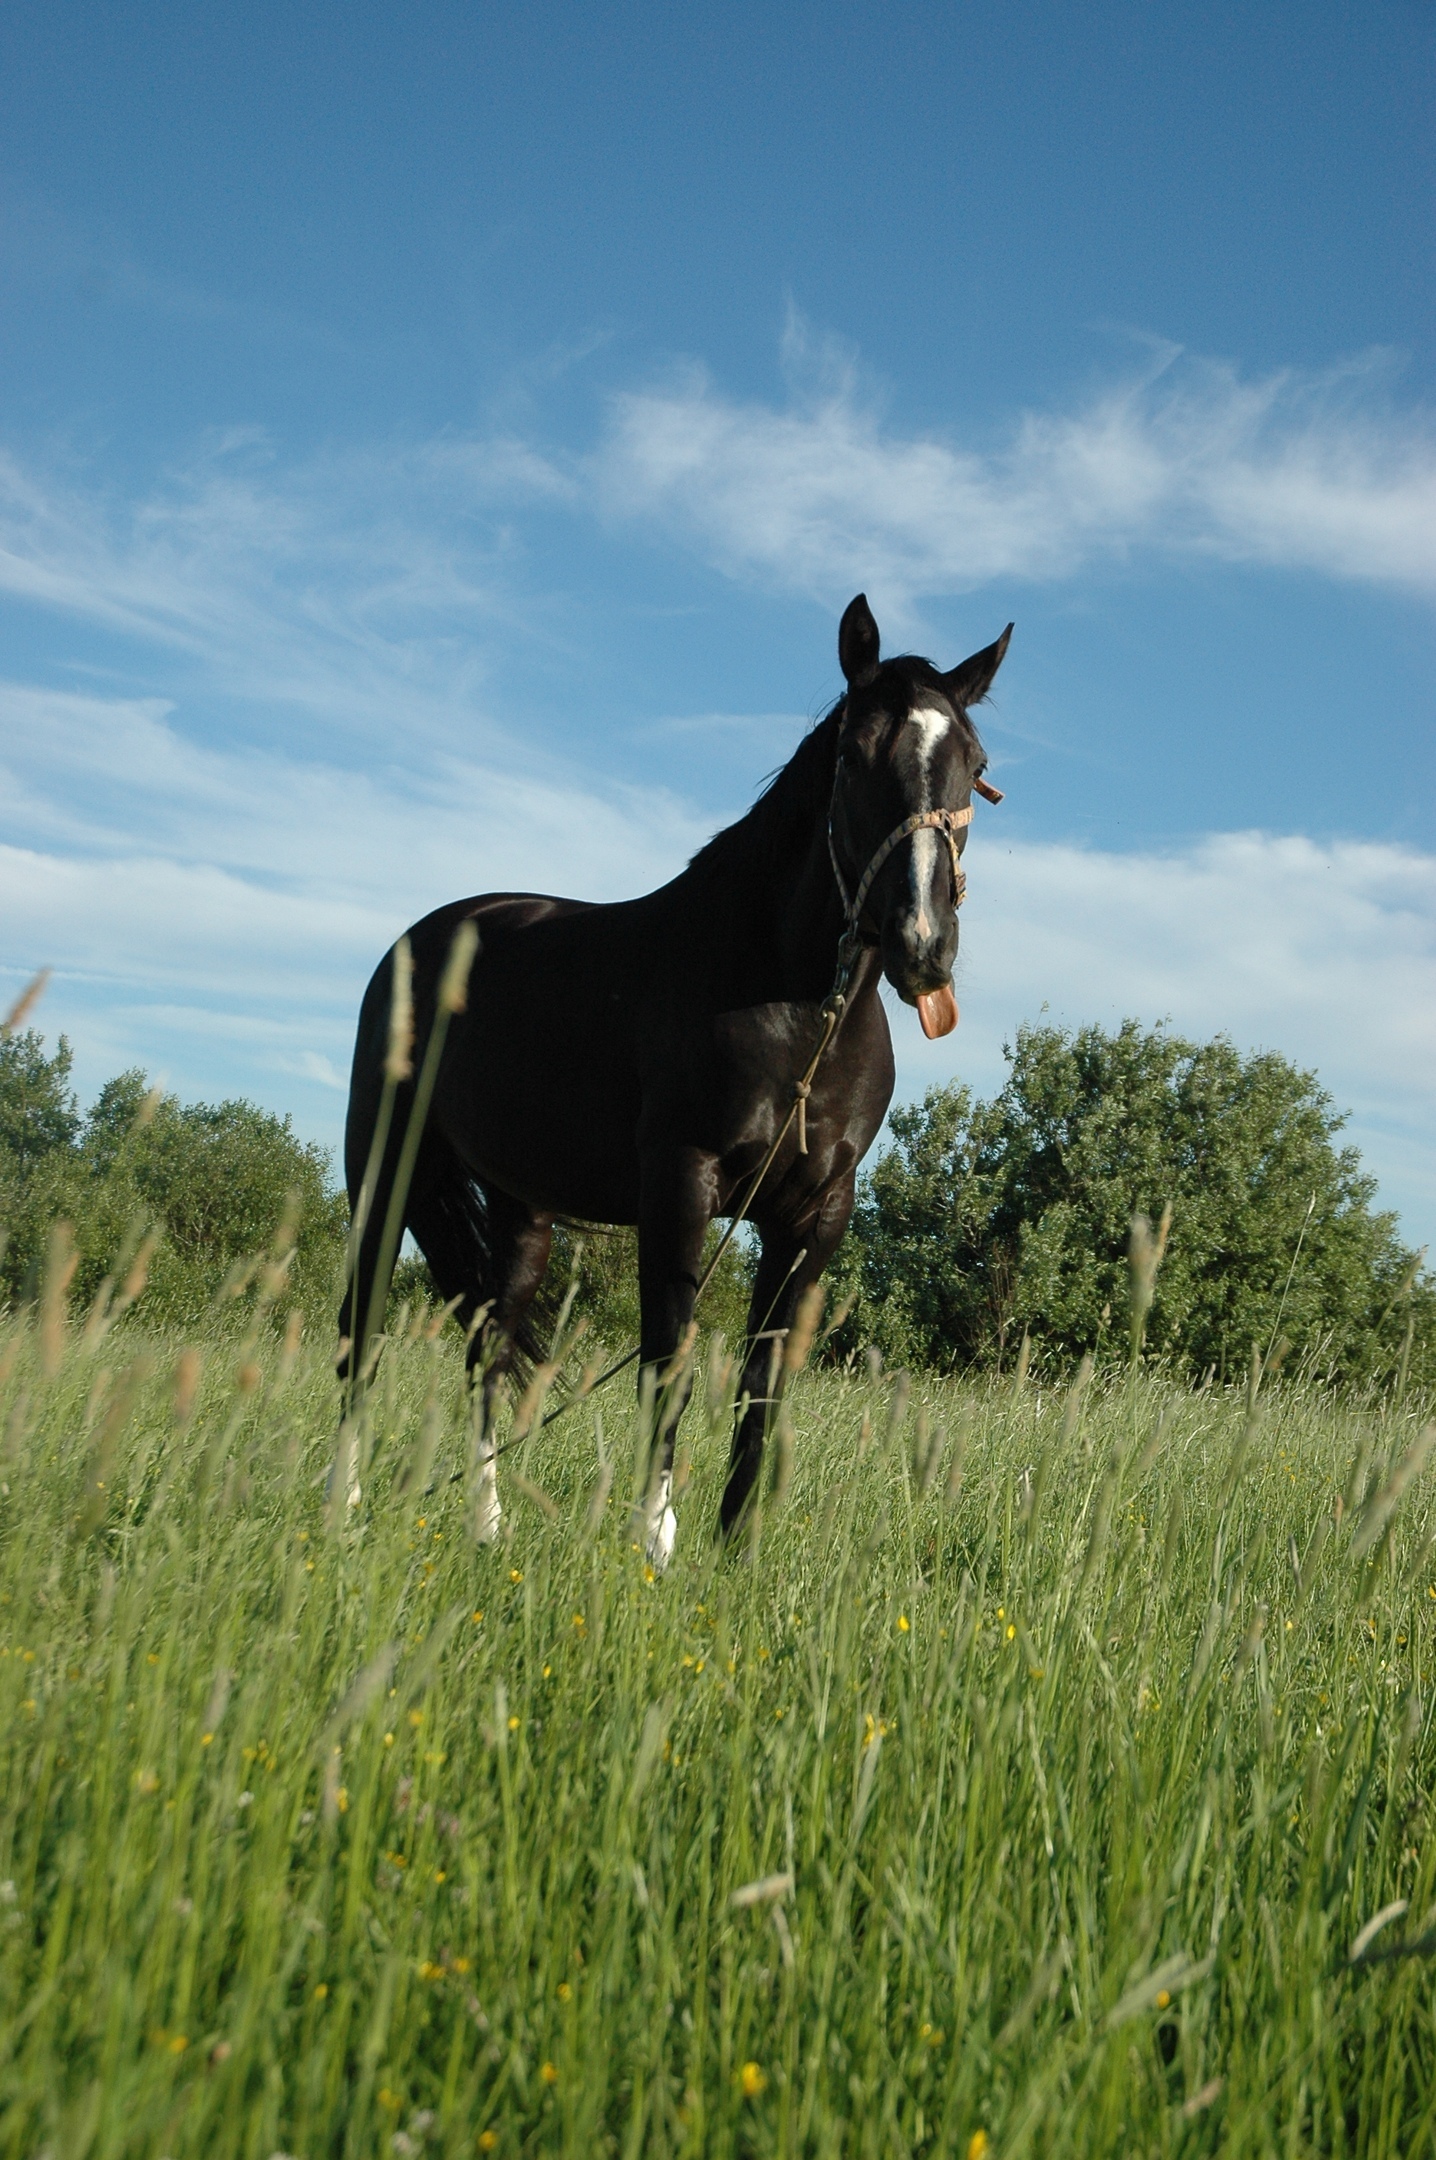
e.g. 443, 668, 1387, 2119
1, 1269, 1433, 2158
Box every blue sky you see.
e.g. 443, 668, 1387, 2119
2, 0, 1434, 1244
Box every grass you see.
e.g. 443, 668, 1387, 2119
1, 1286, 1434, 2158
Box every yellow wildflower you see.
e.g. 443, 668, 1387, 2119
739, 2061, 767, 2098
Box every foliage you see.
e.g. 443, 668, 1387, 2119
834, 1020, 1434, 1387
1, 1293, 1434, 2155
0, 1032, 346, 1326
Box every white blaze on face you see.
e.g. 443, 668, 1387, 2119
906, 706, 953, 937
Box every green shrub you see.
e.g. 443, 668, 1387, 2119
834, 1020, 1433, 1387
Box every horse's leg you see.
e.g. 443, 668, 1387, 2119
634, 1148, 717, 1569
719, 1177, 855, 1540
463, 1191, 554, 1544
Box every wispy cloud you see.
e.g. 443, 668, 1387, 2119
5, 673, 1434, 1239
1, 331, 1433, 1229
3, 326, 1430, 734
0, 679, 706, 1137
594, 323, 1436, 611
0, 432, 569, 748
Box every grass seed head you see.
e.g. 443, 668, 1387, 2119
385, 935, 415, 1082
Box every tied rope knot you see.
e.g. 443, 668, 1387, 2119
792, 1077, 813, 1154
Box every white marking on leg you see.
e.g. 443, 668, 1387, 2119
326, 1422, 363, 1512
644, 1467, 678, 1572
471, 1435, 502, 1544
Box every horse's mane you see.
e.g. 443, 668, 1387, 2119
681, 656, 960, 901
681, 706, 843, 896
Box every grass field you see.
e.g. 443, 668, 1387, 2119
1, 1283, 1434, 2159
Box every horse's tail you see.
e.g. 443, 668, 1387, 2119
403, 1131, 544, 1365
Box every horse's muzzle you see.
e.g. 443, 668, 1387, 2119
882, 907, 958, 1011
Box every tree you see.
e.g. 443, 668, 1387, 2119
0, 1039, 347, 1326
835, 1020, 1432, 1387
0, 1031, 79, 1172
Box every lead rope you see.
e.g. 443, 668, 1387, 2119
511, 782, 997, 1443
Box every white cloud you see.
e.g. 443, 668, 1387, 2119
594, 332, 1436, 610
2, 333, 1430, 731
895, 828, 1436, 1245
0, 332, 1432, 1234
0, 435, 565, 748
4, 675, 1434, 1242
0, 679, 707, 1146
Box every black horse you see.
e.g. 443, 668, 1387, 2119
339, 594, 1010, 1558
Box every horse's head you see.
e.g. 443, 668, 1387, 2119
829, 593, 1010, 1034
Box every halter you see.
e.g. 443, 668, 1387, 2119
825, 705, 1002, 984
828, 802, 973, 974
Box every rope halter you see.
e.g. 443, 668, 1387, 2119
828, 802, 975, 982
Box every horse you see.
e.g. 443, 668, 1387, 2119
338, 593, 1010, 1559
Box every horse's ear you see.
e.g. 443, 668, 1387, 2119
838, 593, 881, 688
942, 623, 1013, 708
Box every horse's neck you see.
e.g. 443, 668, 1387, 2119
763, 825, 851, 987
675, 816, 852, 1007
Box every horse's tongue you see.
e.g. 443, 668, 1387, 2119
916, 984, 959, 1039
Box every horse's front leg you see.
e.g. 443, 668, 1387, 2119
633, 1145, 718, 1570
719, 1176, 855, 1540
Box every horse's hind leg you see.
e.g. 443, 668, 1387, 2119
634, 1148, 717, 1569
458, 1189, 554, 1543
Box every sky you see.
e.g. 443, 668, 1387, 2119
1, 0, 1434, 1246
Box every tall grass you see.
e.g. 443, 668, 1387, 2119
0, 1283, 1433, 2157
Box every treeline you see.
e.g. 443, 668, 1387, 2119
3, 1018, 1430, 1394
0, 1031, 345, 1327
0, 1027, 747, 1351
830, 1020, 1433, 1391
